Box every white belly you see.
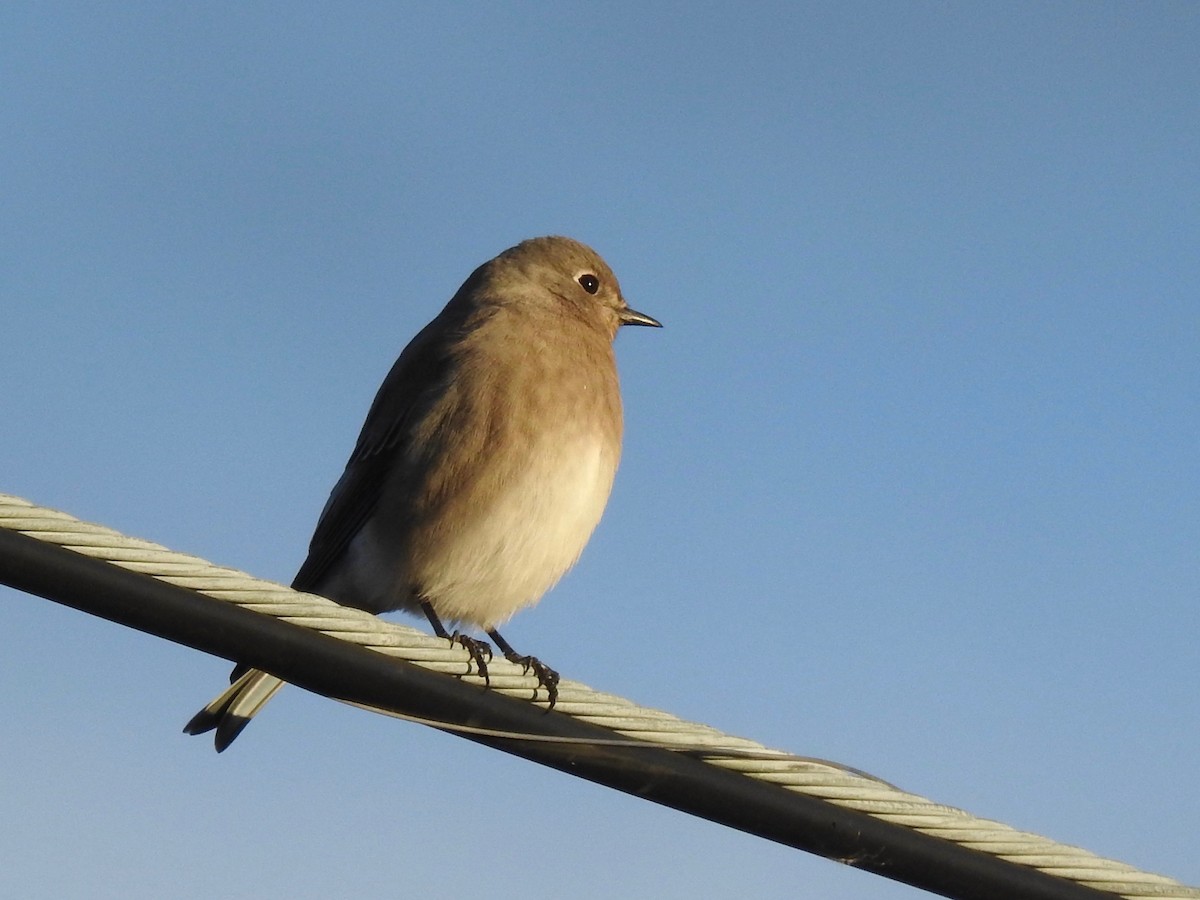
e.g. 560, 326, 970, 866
414, 433, 617, 629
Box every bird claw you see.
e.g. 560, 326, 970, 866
504, 653, 560, 707
450, 632, 493, 684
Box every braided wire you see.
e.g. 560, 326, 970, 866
1, 493, 1195, 899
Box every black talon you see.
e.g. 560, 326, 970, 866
422, 601, 557, 702
512, 655, 559, 707
488, 628, 560, 707
450, 632, 493, 684
422, 599, 492, 684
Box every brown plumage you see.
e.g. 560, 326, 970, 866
185, 236, 660, 750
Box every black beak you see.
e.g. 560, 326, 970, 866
618, 306, 663, 328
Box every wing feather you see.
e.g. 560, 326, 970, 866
291, 294, 480, 592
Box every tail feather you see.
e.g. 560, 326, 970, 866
184, 668, 286, 752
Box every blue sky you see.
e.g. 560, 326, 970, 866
3, 4, 1197, 898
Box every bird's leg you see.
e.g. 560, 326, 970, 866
487, 629, 559, 707
421, 600, 492, 684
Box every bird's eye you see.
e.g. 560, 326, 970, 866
577, 273, 600, 294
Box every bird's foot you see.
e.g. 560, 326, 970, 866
503, 652, 560, 707
450, 632, 493, 683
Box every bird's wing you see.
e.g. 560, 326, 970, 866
290, 302, 472, 592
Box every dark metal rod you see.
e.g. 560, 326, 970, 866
0, 525, 1119, 900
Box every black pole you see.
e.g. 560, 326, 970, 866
0, 525, 1125, 900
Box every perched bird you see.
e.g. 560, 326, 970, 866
185, 236, 660, 751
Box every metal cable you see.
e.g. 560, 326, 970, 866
1, 492, 1195, 900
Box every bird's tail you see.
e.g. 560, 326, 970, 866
183, 667, 286, 752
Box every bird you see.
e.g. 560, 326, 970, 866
185, 236, 661, 751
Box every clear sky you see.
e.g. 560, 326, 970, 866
3, 4, 1197, 898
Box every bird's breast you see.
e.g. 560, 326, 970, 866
347, 320, 626, 628
414, 424, 620, 628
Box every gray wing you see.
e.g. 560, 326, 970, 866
290, 300, 473, 593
